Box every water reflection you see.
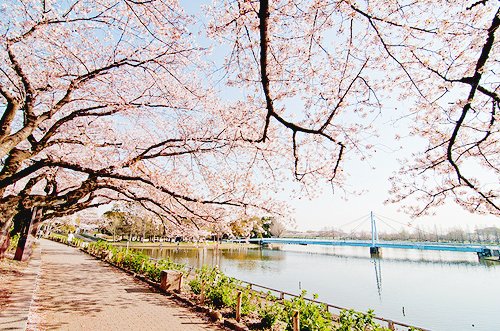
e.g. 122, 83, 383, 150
136, 245, 500, 270
137, 244, 500, 269
136, 246, 285, 271
373, 258, 382, 299
277, 244, 499, 268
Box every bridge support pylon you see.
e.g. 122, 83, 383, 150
477, 248, 492, 259
370, 246, 382, 257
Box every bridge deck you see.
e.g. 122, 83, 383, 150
237, 238, 497, 253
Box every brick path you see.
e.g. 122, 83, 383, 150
8, 239, 222, 331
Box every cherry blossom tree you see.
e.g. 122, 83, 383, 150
269, 217, 287, 237
1, 0, 499, 259
0, 0, 286, 257
206, 0, 499, 216
370, 1, 499, 216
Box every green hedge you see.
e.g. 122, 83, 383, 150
189, 265, 256, 314
188, 265, 399, 331
84, 240, 186, 282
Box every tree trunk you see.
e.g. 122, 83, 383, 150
0, 231, 10, 259
14, 207, 41, 261
0, 197, 19, 258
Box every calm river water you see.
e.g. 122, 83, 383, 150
137, 244, 500, 331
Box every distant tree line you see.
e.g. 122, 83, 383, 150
47, 203, 289, 243
293, 226, 500, 245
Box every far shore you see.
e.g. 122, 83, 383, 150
112, 241, 260, 250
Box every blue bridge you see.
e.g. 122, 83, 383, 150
238, 237, 498, 257
232, 212, 500, 258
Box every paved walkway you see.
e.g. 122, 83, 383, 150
5, 239, 222, 331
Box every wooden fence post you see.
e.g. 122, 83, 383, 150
200, 282, 205, 304
292, 310, 300, 331
236, 291, 242, 322
178, 273, 184, 293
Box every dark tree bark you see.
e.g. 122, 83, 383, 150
13, 206, 39, 261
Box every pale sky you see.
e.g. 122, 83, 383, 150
285, 113, 499, 232
288, 174, 499, 233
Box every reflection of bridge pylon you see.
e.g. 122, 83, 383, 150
372, 257, 383, 299
370, 211, 382, 257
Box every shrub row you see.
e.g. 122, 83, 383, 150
83, 240, 186, 282
188, 265, 403, 331
48, 233, 84, 248
189, 265, 257, 315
